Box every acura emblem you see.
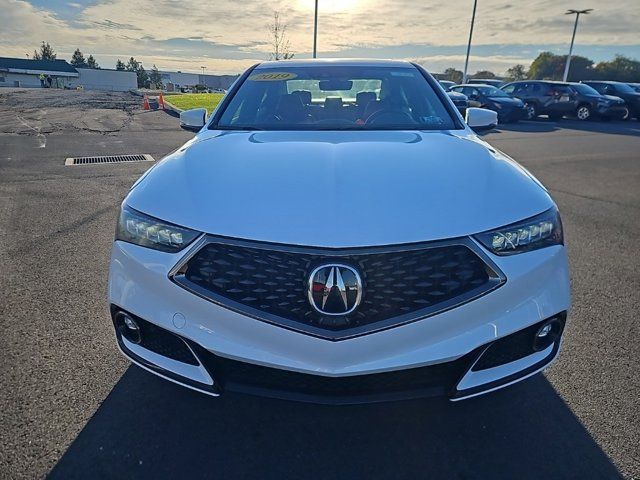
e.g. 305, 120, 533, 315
307, 264, 362, 315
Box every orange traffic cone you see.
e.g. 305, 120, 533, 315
158, 92, 165, 110
143, 95, 150, 110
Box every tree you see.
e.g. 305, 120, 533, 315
70, 48, 87, 67
593, 55, 640, 82
125, 57, 150, 88
149, 64, 163, 89
86, 55, 99, 69
442, 67, 463, 84
32, 41, 56, 61
528, 51, 593, 81
506, 64, 527, 81
471, 70, 496, 79
115, 59, 126, 71
268, 11, 294, 60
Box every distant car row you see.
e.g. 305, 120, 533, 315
439, 79, 640, 123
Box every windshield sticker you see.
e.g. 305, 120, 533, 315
248, 72, 298, 81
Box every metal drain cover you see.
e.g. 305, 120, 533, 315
65, 154, 154, 166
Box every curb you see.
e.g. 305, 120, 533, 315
163, 99, 183, 115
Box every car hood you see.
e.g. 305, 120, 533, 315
488, 96, 523, 106
127, 130, 553, 247
602, 94, 625, 104
447, 91, 467, 100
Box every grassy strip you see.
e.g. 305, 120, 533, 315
165, 93, 224, 114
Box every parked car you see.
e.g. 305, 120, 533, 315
582, 81, 640, 120
446, 90, 468, 116
467, 78, 505, 88
501, 81, 577, 120
450, 84, 525, 122
566, 82, 628, 121
438, 80, 456, 90
113, 59, 569, 404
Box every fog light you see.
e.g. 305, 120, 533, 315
116, 312, 141, 344
533, 318, 560, 351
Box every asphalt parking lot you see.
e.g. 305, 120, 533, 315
1, 89, 639, 479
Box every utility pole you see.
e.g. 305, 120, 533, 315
462, 0, 478, 84
313, 0, 319, 58
563, 9, 593, 82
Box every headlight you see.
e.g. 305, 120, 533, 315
116, 204, 200, 253
474, 208, 563, 255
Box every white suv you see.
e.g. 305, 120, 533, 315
108, 59, 570, 403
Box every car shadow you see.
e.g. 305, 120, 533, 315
485, 118, 640, 137
47, 366, 621, 480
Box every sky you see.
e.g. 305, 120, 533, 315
1, 0, 639, 75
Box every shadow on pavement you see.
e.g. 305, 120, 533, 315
48, 366, 621, 479
486, 117, 640, 137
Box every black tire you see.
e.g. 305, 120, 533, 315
524, 102, 537, 120
576, 104, 592, 121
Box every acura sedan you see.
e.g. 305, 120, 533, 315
109, 59, 570, 404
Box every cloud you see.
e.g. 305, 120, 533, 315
0, 0, 638, 74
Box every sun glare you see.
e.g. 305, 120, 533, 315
296, 0, 362, 14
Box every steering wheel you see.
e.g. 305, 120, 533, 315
365, 109, 414, 125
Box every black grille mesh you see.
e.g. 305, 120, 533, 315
177, 240, 497, 335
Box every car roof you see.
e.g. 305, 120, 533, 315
582, 80, 620, 84
254, 58, 415, 69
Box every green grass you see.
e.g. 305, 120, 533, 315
165, 93, 224, 114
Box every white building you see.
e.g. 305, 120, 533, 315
0, 57, 136, 91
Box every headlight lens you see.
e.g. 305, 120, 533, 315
474, 208, 563, 255
116, 204, 200, 253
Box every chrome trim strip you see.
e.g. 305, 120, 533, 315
121, 336, 214, 386
168, 235, 507, 341
456, 343, 554, 391
450, 345, 562, 402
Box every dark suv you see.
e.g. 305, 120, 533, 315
567, 83, 628, 121
581, 81, 640, 120
501, 81, 577, 120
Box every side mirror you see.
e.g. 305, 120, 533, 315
180, 108, 207, 132
465, 107, 498, 132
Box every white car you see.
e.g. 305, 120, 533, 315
109, 59, 570, 403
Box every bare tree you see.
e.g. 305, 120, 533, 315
269, 11, 294, 61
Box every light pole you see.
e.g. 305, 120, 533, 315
562, 9, 592, 82
462, 0, 478, 84
312, 0, 319, 58
201, 66, 207, 75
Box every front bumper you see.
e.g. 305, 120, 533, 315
108, 239, 570, 403
597, 104, 629, 119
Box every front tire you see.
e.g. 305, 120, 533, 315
524, 102, 537, 120
576, 104, 592, 121
621, 106, 631, 121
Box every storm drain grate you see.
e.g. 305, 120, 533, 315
65, 154, 154, 166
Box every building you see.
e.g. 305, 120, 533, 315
0, 56, 137, 91
0, 57, 78, 88
159, 70, 239, 91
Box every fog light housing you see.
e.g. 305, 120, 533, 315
533, 318, 561, 351
116, 311, 141, 344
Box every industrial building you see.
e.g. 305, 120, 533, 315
159, 70, 238, 91
0, 57, 137, 91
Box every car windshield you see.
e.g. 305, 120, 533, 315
216, 65, 457, 130
612, 82, 636, 94
572, 84, 600, 95
477, 86, 509, 97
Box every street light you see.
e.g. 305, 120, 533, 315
562, 9, 593, 82
312, 0, 319, 58
201, 66, 207, 75
462, 0, 478, 84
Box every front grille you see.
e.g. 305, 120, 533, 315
172, 238, 504, 340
